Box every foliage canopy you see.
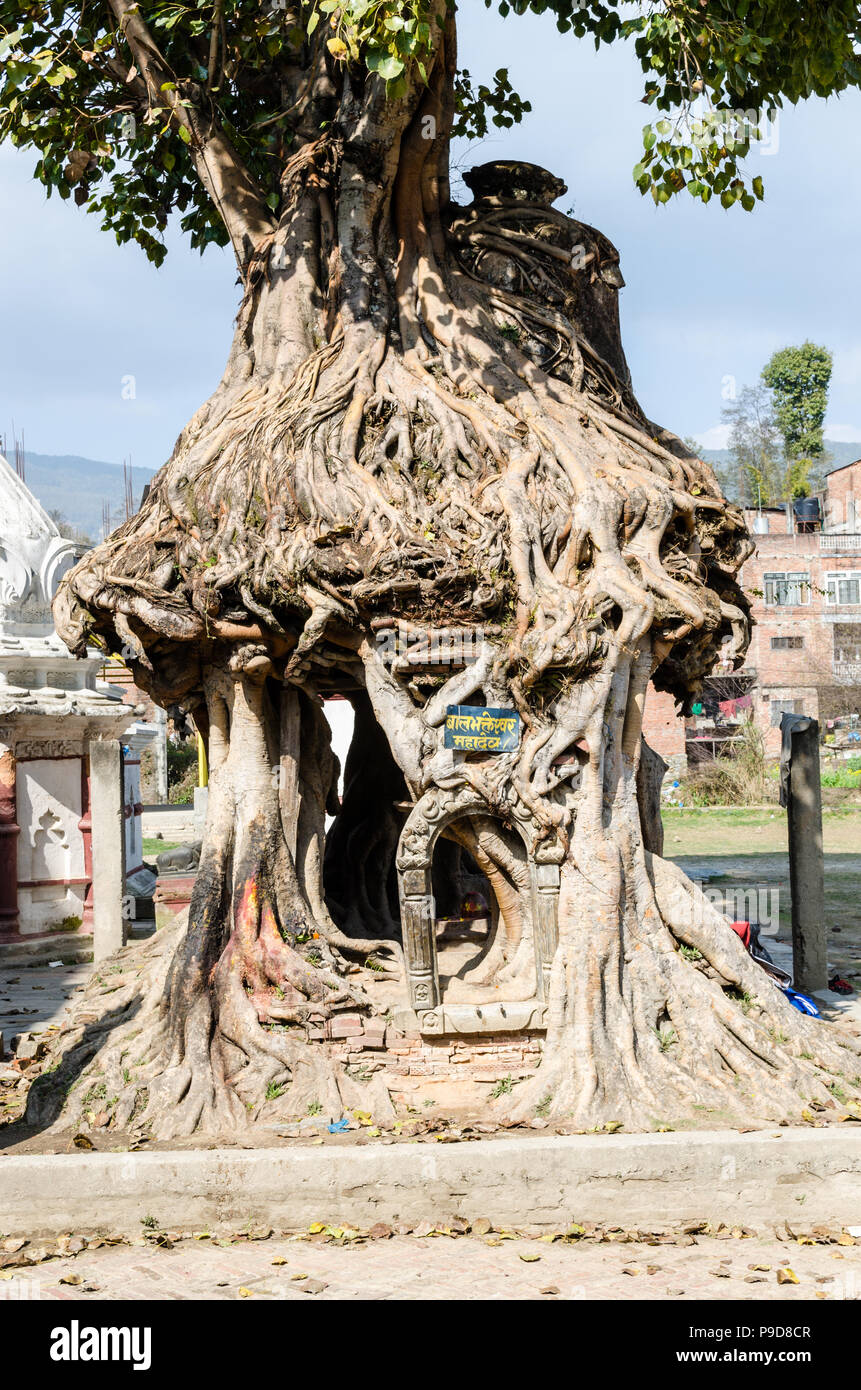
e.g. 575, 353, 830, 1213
1, 1, 860, 263
762, 340, 833, 463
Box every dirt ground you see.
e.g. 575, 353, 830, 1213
3, 1223, 859, 1302
665, 807, 861, 989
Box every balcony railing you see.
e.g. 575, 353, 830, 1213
833, 661, 861, 681
820, 534, 861, 553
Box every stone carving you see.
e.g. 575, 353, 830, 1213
396, 784, 561, 1028
0, 545, 31, 610
15, 739, 82, 758
156, 840, 203, 874
421, 1000, 547, 1035
0, 454, 79, 619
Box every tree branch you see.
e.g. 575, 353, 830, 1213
107, 0, 275, 270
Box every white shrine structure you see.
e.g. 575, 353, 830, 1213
0, 452, 157, 952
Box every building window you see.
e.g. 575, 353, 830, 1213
763, 572, 810, 606
834, 624, 861, 664
770, 635, 803, 650
825, 571, 861, 606
770, 698, 803, 727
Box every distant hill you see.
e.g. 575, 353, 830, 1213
698, 440, 861, 476
10, 452, 157, 542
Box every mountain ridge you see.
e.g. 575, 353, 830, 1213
4, 451, 157, 540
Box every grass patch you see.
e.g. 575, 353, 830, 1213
142, 839, 181, 857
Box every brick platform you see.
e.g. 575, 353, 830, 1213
325, 1015, 544, 1090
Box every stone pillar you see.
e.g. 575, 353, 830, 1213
780, 714, 827, 994
533, 861, 560, 1001
399, 868, 439, 1011
0, 742, 20, 938
193, 728, 209, 837
90, 739, 127, 961
154, 707, 169, 803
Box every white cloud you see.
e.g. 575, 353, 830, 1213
825, 423, 861, 444
693, 424, 731, 451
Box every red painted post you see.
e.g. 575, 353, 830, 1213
0, 747, 20, 938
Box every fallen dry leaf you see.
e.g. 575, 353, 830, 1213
368, 1223, 393, 1240
777, 1268, 800, 1285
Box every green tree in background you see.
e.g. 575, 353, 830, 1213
762, 341, 833, 498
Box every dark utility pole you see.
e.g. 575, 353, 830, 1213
780, 713, 827, 994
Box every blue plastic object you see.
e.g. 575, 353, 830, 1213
780, 986, 820, 1017
327, 1117, 350, 1133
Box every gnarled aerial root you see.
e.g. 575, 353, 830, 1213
496, 758, 861, 1130
26, 670, 396, 1141
41, 19, 853, 1138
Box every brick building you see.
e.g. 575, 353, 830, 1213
642, 459, 861, 767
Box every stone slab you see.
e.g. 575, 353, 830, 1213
1, 1128, 859, 1237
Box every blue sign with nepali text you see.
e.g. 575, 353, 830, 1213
444, 705, 520, 753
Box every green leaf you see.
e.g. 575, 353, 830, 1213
366, 50, 404, 81
44, 63, 76, 87
0, 26, 23, 59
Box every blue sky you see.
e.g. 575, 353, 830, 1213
2, 3, 860, 471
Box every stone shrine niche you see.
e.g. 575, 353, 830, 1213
16, 759, 84, 884
396, 786, 562, 1035
0, 450, 160, 937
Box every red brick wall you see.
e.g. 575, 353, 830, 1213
641, 684, 686, 764
641, 524, 861, 763
825, 459, 861, 532
739, 532, 861, 750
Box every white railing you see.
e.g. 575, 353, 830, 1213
820, 534, 861, 552
833, 661, 861, 681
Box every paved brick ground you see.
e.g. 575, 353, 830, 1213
4, 1231, 859, 1301
0, 963, 91, 1052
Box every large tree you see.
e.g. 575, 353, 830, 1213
6, 1, 861, 1138
762, 340, 833, 498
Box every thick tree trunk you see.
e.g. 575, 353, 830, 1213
40, 10, 861, 1137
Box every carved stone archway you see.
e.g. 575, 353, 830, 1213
395, 786, 562, 1035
